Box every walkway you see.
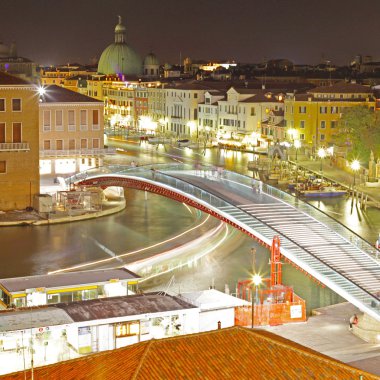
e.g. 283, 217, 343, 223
74, 164, 380, 323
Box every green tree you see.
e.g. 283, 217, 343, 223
336, 106, 380, 163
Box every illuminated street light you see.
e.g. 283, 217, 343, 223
38, 86, 46, 96
318, 148, 326, 173
351, 160, 360, 187
294, 139, 301, 161
251, 274, 262, 328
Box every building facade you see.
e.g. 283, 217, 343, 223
39, 85, 104, 175
0, 72, 39, 211
284, 82, 376, 153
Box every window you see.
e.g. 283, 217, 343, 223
0, 161, 6, 173
92, 109, 99, 130
320, 120, 326, 129
300, 120, 305, 129
12, 99, 21, 112
300, 133, 305, 140
68, 110, 75, 131
331, 106, 338, 114
43, 110, 51, 131
299, 106, 306, 113
55, 110, 63, 130
80, 110, 87, 129
251, 107, 255, 116
0, 99, 5, 112
320, 134, 325, 141
43, 140, 51, 150
115, 321, 140, 337
12, 123, 21, 143
93, 138, 99, 149
0, 123, 5, 143
56, 140, 63, 150
331, 121, 336, 128
80, 139, 87, 149
69, 139, 75, 150
194, 93, 198, 99
319, 106, 327, 114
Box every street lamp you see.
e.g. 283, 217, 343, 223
318, 148, 326, 174
251, 274, 262, 328
294, 139, 301, 162
351, 160, 360, 187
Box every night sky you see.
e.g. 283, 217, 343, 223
1, 0, 380, 66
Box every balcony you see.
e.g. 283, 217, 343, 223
40, 148, 114, 158
0, 143, 30, 152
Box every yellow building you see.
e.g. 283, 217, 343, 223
0, 72, 39, 210
284, 82, 376, 152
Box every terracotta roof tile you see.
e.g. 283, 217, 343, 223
2, 327, 379, 380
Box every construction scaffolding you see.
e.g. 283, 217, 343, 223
235, 235, 307, 327
56, 189, 103, 215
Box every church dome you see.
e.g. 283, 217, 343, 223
144, 53, 159, 66
97, 16, 142, 76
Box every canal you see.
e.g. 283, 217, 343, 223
1, 139, 380, 314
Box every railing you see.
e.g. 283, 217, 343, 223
40, 148, 115, 157
0, 142, 29, 151
67, 164, 380, 319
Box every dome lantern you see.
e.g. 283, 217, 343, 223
115, 15, 126, 44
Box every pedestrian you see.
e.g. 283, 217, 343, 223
258, 181, 263, 194
349, 314, 358, 329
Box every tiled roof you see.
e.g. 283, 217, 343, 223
55, 292, 196, 322
309, 81, 373, 94
40, 85, 102, 103
0, 71, 32, 85
3, 327, 378, 379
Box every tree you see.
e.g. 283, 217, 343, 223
336, 106, 380, 163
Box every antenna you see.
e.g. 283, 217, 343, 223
158, 275, 176, 296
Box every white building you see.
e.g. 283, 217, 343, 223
217, 87, 284, 149
0, 293, 199, 375
165, 83, 210, 139
178, 289, 249, 332
198, 90, 225, 142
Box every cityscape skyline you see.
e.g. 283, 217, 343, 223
1, 0, 380, 66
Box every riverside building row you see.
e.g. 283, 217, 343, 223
83, 76, 377, 150
0, 72, 105, 211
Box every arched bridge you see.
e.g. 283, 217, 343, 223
70, 164, 380, 322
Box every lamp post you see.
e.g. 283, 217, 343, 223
318, 147, 326, 174
251, 274, 262, 328
294, 139, 301, 162
351, 160, 360, 188
294, 140, 301, 194
287, 128, 296, 160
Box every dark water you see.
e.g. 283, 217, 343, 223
2, 140, 379, 314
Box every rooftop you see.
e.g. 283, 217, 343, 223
40, 85, 102, 103
2, 327, 378, 379
0, 71, 32, 85
309, 81, 373, 94
55, 292, 197, 322
0, 267, 140, 293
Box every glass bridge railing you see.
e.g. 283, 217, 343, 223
68, 163, 379, 262
67, 164, 380, 316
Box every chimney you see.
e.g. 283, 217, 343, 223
217, 321, 221, 330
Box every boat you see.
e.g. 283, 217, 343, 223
177, 139, 190, 147
148, 137, 171, 144
299, 186, 347, 198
